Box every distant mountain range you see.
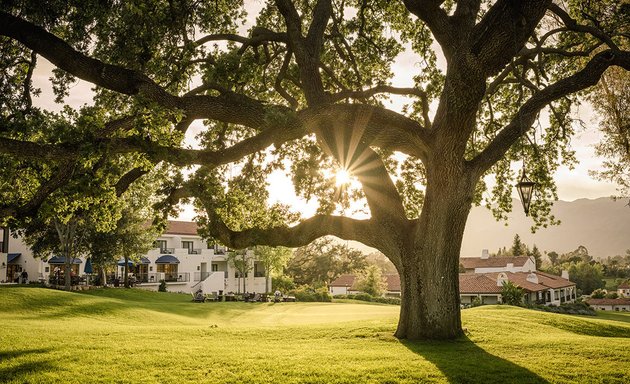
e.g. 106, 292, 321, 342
461, 197, 630, 258
347, 197, 630, 259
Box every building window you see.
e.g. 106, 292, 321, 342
211, 264, 218, 272
154, 240, 167, 251
45, 267, 50, 273
182, 241, 194, 253
254, 262, 265, 277
157, 264, 178, 274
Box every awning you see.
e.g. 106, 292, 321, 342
7, 253, 21, 263
155, 255, 180, 264
47, 256, 82, 264
117, 257, 151, 266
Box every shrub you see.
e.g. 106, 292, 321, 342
501, 281, 524, 306
272, 275, 295, 292
372, 296, 401, 305
605, 292, 619, 299
158, 280, 167, 292
591, 289, 606, 299
353, 266, 387, 297
333, 293, 401, 305
290, 286, 331, 302
471, 297, 482, 307
528, 302, 596, 316
353, 293, 373, 302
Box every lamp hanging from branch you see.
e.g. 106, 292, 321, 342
516, 167, 536, 216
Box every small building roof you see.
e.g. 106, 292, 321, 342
165, 221, 199, 236
618, 280, 630, 289
330, 274, 356, 287
7, 253, 21, 263
117, 257, 151, 266
459, 271, 575, 294
459, 256, 532, 270
155, 255, 180, 264
47, 256, 82, 264
586, 298, 630, 306
384, 274, 401, 292
459, 274, 503, 294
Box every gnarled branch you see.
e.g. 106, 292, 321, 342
471, 49, 630, 175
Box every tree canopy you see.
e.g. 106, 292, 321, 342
1, 0, 628, 339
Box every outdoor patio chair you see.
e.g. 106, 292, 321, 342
191, 292, 206, 302
205, 292, 218, 302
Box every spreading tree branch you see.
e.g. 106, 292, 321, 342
471, 0, 551, 77
471, 49, 630, 175
402, 0, 454, 59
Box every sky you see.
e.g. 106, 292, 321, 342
28, 1, 619, 222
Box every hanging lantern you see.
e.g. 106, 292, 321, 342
516, 169, 536, 216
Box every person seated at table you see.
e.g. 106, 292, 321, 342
274, 290, 282, 303
194, 289, 205, 302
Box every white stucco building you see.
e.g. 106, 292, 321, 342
618, 280, 630, 297
459, 270, 577, 306
460, 249, 536, 273
586, 298, 630, 311
0, 222, 271, 294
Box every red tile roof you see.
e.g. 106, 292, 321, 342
460, 256, 532, 269
459, 274, 503, 294
586, 298, 630, 306
165, 221, 199, 236
330, 274, 356, 287
534, 271, 576, 289
385, 274, 401, 292
618, 280, 630, 289
459, 271, 575, 294
332, 270, 574, 295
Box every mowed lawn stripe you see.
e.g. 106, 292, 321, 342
1, 287, 629, 383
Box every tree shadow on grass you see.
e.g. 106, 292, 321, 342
0, 348, 55, 382
401, 336, 549, 384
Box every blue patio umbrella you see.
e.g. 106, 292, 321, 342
84, 257, 93, 274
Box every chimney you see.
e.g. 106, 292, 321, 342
481, 249, 489, 259
561, 270, 569, 280
526, 273, 539, 284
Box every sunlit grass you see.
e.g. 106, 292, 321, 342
1, 287, 629, 383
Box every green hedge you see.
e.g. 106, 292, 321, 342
526, 301, 596, 316
289, 286, 332, 302
333, 293, 401, 305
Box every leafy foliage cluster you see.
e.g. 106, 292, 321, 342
285, 237, 367, 286
500, 281, 525, 306
333, 293, 401, 305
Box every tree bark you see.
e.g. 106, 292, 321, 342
123, 253, 129, 288
394, 163, 475, 340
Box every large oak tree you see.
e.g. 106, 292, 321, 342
0, 0, 628, 339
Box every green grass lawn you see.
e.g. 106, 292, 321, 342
1, 287, 629, 383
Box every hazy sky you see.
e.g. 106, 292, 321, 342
28, 2, 618, 221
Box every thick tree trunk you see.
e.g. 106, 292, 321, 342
123, 253, 129, 288
64, 259, 72, 291
394, 164, 475, 340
